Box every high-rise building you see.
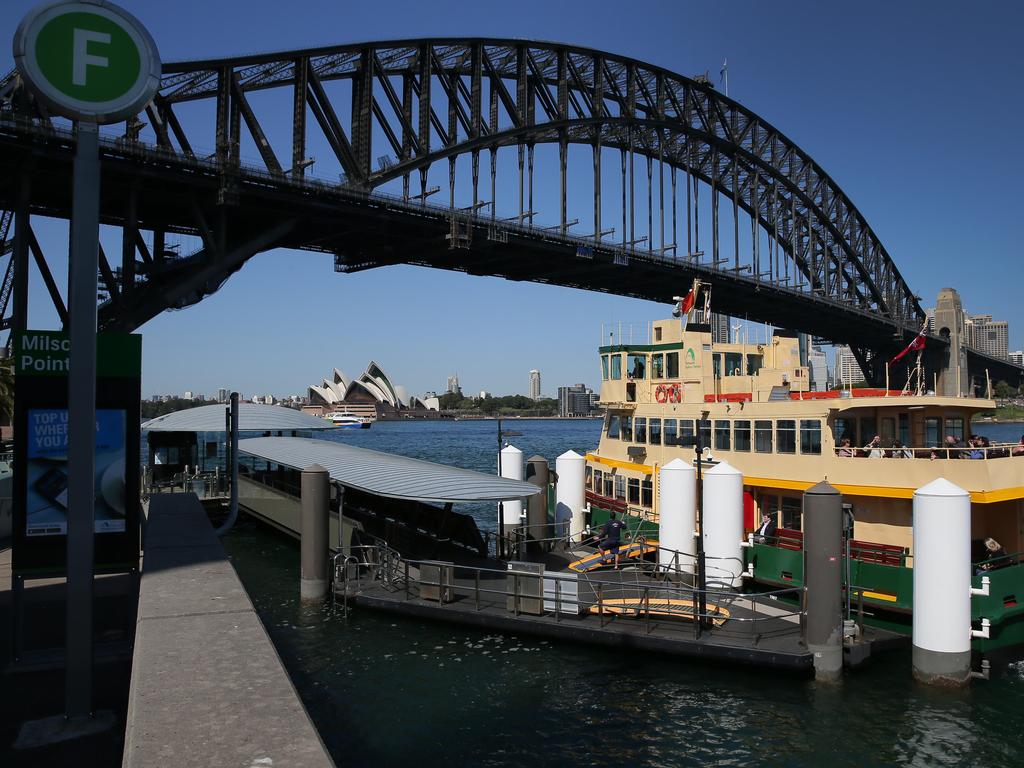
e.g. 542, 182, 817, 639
968, 314, 1009, 359
710, 313, 730, 344
807, 346, 828, 392
1010, 351, 1023, 366
835, 345, 864, 386
217, 388, 228, 403
446, 374, 462, 396
558, 384, 595, 417
529, 369, 541, 400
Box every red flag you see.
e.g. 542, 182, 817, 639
890, 331, 926, 365
679, 287, 697, 316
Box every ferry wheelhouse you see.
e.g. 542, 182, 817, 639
585, 300, 1024, 653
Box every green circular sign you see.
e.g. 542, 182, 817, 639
13, 1, 160, 124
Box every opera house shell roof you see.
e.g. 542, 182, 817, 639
308, 362, 426, 411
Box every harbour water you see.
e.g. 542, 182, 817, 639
222, 419, 1024, 767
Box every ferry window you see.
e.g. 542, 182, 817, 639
205, 440, 218, 458
654, 327, 662, 342
635, 417, 647, 443
881, 417, 895, 442
601, 355, 609, 380
641, 479, 653, 507
586, 466, 592, 488
835, 417, 856, 446
800, 420, 822, 454
607, 414, 621, 439
746, 354, 763, 375
622, 416, 634, 442
651, 354, 664, 379
649, 418, 662, 445
777, 420, 797, 453
627, 478, 640, 504
679, 419, 695, 443
610, 354, 622, 380
715, 420, 731, 450
666, 352, 679, 378
615, 475, 626, 501
604, 474, 614, 498
781, 497, 802, 530
734, 420, 751, 451
627, 354, 646, 379
755, 420, 773, 453
898, 413, 910, 446
698, 418, 712, 448
593, 469, 602, 492
725, 352, 743, 376
945, 417, 964, 440
860, 418, 877, 444
712, 353, 723, 379
663, 419, 678, 446
924, 417, 941, 446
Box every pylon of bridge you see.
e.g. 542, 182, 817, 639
933, 288, 970, 397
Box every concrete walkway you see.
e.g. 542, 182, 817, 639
123, 494, 334, 768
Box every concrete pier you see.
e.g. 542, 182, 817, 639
123, 494, 333, 767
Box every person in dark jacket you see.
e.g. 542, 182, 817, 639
597, 512, 627, 567
754, 514, 777, 544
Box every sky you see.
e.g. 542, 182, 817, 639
4, 0, 1022, 399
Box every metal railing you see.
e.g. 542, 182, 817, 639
334, 541, 804, 640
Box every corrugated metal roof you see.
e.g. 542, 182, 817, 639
142, 404, 332, 432
238, 436, 543, 504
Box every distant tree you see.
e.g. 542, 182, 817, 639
994, 380, 1015, 399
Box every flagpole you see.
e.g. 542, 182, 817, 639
885, 362, 890, 395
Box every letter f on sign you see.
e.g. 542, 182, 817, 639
72, 28, 111, 86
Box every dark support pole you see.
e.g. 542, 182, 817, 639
803, 480, 844, 681
66, 121, 100, 719
694, 441, 707, 637
121, 187, 137, 295
300, 464, 330, 601
525, 455, 549, 560
215, 392, 240, 536
12, 169, 30, 334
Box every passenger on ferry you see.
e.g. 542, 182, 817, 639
978, 537, 1008, 573
754, 514, 777, 544
864, 435, 884, 458
836, 437, 855, 457
892, 441, 913, 459
944, 434, 966, 458
964, 436, 984, 460
1013, 435, 1024, 457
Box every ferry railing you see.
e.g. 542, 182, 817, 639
834, 442, 1023, 460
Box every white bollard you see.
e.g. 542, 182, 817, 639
555, 450, 586, 542
658, 458, 696, 575
912, 478, 972, 686
702, 461, 745, 588
499, 445, 524, 527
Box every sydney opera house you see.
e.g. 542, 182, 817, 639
302, 362, 434, 420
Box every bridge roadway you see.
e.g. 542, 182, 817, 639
0, 119, 954, 358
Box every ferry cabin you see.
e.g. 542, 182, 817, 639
586, 317, 1024, 562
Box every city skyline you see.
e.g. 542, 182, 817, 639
3, 1, 1022, 397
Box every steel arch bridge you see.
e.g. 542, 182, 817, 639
0, 38, 1018, 385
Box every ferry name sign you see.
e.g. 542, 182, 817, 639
13, 0, 160, 123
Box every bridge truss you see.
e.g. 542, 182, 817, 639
0, 39, 1018, 385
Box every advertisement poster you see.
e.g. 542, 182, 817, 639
24, 408, 127, 536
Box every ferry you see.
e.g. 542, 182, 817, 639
325, 412, 372, 429
584, 283, 1024, 655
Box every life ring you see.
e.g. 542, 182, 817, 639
667, 384, 682, 403
655, 385, 668, 404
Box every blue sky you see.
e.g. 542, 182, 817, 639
4, 0, 1022, 399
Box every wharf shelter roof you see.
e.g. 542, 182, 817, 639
142, 404, 332, 432
238, 436, 543, 504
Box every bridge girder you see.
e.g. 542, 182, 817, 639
0, 37, 1021, 386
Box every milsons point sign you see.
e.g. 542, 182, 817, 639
13, 0, 160, 123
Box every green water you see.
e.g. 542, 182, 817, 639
222, 420, 1024, 767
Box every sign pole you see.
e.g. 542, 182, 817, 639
66, 119, 100, 717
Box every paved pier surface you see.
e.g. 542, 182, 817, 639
124, 494, 334, 768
